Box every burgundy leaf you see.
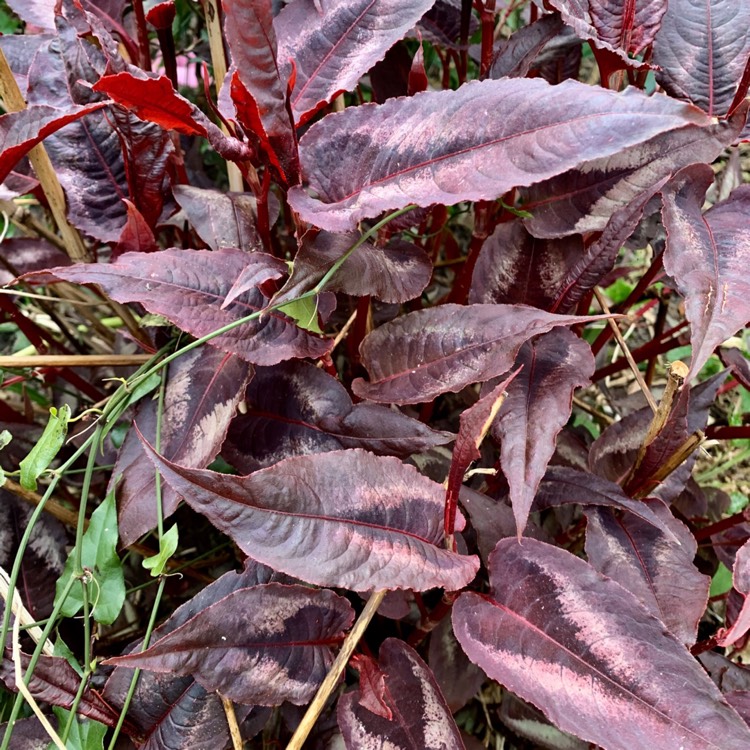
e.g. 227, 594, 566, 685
111, 348, 253, 547
274, 231, 432, 304
103, 563, 284, 747
535, 466, 679, 540
114, 199, 158, 256
653, 0, 750, 116
446, 372, 520, 535
662, 164, 750, 378
585, 503, 710, 645
140, 443, 479, 592
492, 329, 594, 537
720, 347, 750, 390
288, 77, 708, 231
224, 361, 452, 471
338, 638, 465, 750
490, 13, 566, 79
34, 248, 331, 365
550, 0, 666, 58
351, 303, 607, 405
427, 617, 485, 713
726, 692, 750, 728
0, 650, 121, 729
223, 255, 288, 309
93, 70, 253, 163
105, 584, 353, 706
276, 0, 435, 125
469, 219, 584, 310
172, 186, 266, 253
521, 110, 746, 239
0, 102, 106, 185
719, 540, 750, 647
368, 42, 412, 103
453, 538, 750, 750
0, 238, 71, 286
222, 0, 298, 183
0, 34, 53, 99
5, 0, 56, 28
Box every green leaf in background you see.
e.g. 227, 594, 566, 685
19, 405, 71, 490
52, 708, 107, 750
142, 524, 179, 577
710, 562, 733, 598
278, 296, 323, 333
54, 492, 125, 625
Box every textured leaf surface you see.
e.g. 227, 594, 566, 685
662, 164, 750, 378
338, 638, 465, 749
653, 0, 750, 116
453, 538, 750, 750
469, 220, 583, 310
585, 504, 709, 646
223, 361, 451, 472
492, 329, 594, 536
103, 563, 282, 748
352, 304, 605, 405
276, 0, 435, 124
172, 186, 264, 252
719, 540, 750, 647
549, 0, 667, 57
112, 348, 252, 546
490, 14, 566, 79
105, 583, 353, 705
37, 249, 331, 365
275, 232, 432, 304
288, 75, 708, 230
142, 444, 478, 591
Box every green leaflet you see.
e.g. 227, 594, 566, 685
19, 405, 71, 490
142, 524, 179, 577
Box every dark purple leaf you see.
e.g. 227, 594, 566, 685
0, 718, 54, 750
0, 491, 67, 622
0, 650, 122, 728
701, 651, 750, 693
172, 186, 266, 253
469, 219, 584, 310
288, 77, 708, 231
0, 238, 71, 286
662, 164, 750, 378
34, 248, 331, 365
445, 372, 520, 535
427, 617, 485, 713
351, 303, 607, 405
93, 70, 253, 163
368, 42, 412, 103
140, 443, 479, 591
719, 540, 750, 647
223, 255, 288, 308
550, 0, 666, 58
417, 0, 476, 49
522, 110, 746, 239
720, 347, 750, 390
0, 102, 107, 186
103, 563, 284, 747
459, 487, 551, 564
105, 583, 353, 706
222, 0, 298, 183
453, 537, 750, 750
224, 361, 452, 472
653, 0, 750, 116
0, 34, 53, 98
274, 232, 432, 304
338, 638, 465, 750
726, 692, 750, 728
535, 466, 679, 540
585, 503, 709, 645
5, 0, 56, 28
111, 348, 253, 547
490, 13, 566, 79
493, 329, 594, 537
276, 0, 435, 125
